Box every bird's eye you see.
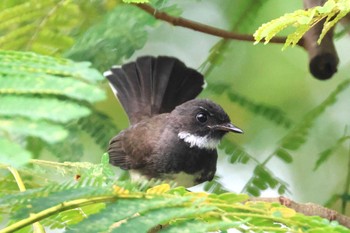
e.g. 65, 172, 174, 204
196, 112, 208, 123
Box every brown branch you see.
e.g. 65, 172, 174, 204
249, 196, 350, 229
302, 0, 339, 80
135, 2, 342, 80
340, 13, 350, 36
134, 3, 299, 47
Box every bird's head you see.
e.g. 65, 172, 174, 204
169, 99, 243, 149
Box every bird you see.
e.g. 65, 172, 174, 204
104, 56, 243, 187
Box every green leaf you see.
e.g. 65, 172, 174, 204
275, 148, 293, 163
314, 136, 350, 171
252, 177, 268, 191
0, 117, 68, 143
208, 82, 292, 128
220, 138, 252, 165
123, 0, 149, 3
0, 95, 90, 123
278, 184, 287, 195
246, 185, 261, 197
77, 112, 119, 150
0, 0, 80, 55
65, 197, 191, 233
0, 137, 31, 167
217, 193, 249, 203
0, 50, 104, 83
254, 0, 350, 48
161, 220, 243, 233
112, 205, 215, 233
66, 4, 157, 70
280, 80, 350, 151
204, 176, 228, 194
0, 75, 105, 103
253, 165, 282, 190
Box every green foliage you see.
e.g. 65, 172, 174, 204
314, 135, 350, 171
77, 112, 120, 150
0, 138, 31, 168
204, 175, 229, 194
0, 50, 106, 167
207, 82, 293, 128
0, 0, 79, 55
66, 1, 180, 71
278, 80, 350, 152
239, 80, 350, 196
0, 117, 67, 143
1, 160, 349, 233
0, 0, 118, 55
66, 4, 155, 70
254, 0, 350, 49
202, 1, 292, 129
0, 95, 91, 123
220, 138, 251, 164
123, 0, 149, 3
202, 0, 269, 75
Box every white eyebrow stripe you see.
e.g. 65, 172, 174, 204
178, 131, 219, 150
199, 106, 214, 116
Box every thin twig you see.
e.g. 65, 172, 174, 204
134, 3, 302, 47
0, 195, 118, 233
343, 133, 350, 213
6, 166, 46, 233
249, 196, 350, 229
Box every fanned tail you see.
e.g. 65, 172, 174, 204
104, 56, 204, 124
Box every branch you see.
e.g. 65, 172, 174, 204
302, 0, 339, 80
0, 195, 118, 233
340, 13, 350, 36
249, 196, 350, 229
134, 3, 297, 46
7, 166, 45, 233
135, 3, 343, 80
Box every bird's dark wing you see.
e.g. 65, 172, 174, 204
107, 115, 168, 170
104, 56, 204, 124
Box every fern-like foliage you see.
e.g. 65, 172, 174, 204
277, 80, 350, 153
241, 80, 350, 196
314, 135, 350, 171
0, 0, 80, 55
203, 6, 293, 128
207, 81, 293, 128
0, 50, 106, 167
201, 0, 270, 75
1, 158, 349, 233
0, 0, 119, 55
254, 0, 350, 49
66, 1, 181, 71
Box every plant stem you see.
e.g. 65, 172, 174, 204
0, 195, 117, 233
6, 166, 46, 233
342, 138, 350, 214
7, 166, 26, 192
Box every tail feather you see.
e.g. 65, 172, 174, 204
104, 56, 204, 124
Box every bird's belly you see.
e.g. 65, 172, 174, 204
129, 169, 201, 188
163, 171, 201, 187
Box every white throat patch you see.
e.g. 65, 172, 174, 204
178, 131, 219, 150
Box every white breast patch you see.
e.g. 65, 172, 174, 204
178, 131, 220, 150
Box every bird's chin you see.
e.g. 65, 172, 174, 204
209, 130, 227, 140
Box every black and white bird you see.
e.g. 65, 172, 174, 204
104, 56, 242, 187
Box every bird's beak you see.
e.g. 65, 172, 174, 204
212, 123, 243, 134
